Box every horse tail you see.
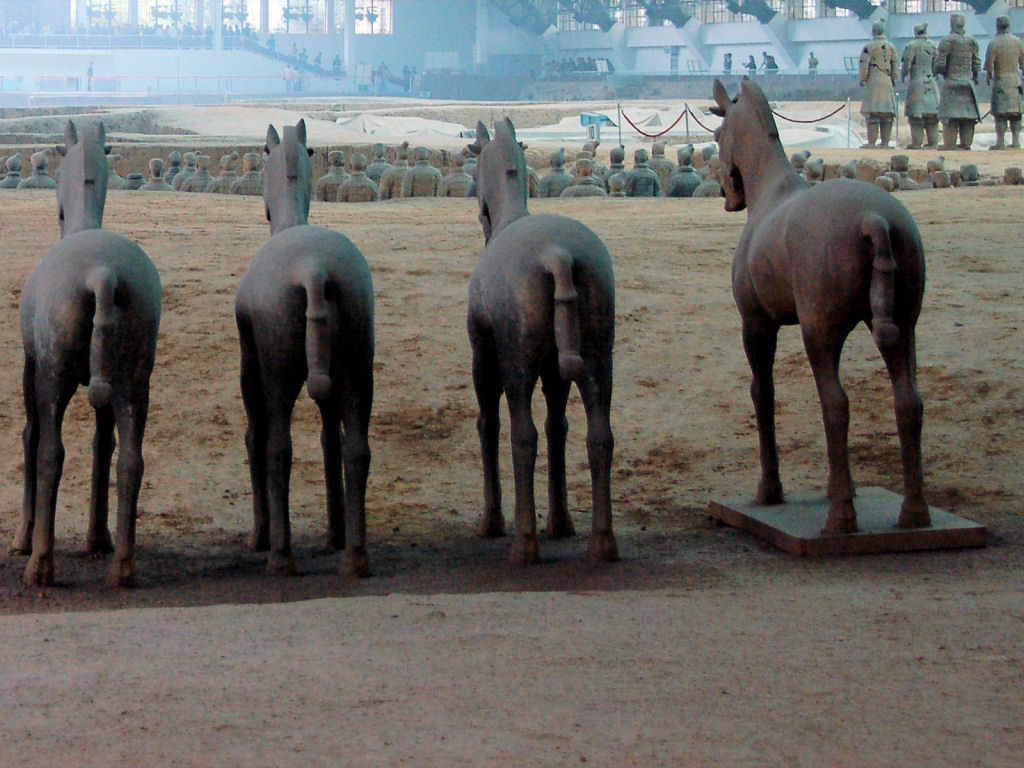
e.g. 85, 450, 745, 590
302, 268, 333, 402
86, 266, 117, 409
863, 213, 901, 351
541, 249, 584, 381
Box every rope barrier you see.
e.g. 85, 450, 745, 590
685, 105, 718, 134
770, 103, 847, 123
619, 107, 688, 138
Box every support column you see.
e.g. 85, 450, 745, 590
129, 0, 139, 27
474, 0, 487, 67
260, 0, 269, 34
326, 0, 335, 34
196, 0, 205, 30
343, 0, 355, 71
212, 0, 222, 50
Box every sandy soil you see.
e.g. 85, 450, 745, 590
0, 161, 1021, 764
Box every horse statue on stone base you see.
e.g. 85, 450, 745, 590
710, 78, 928, 534
467, 118, 617, 565
235, 119, 375, 577
14, 120, 161, 587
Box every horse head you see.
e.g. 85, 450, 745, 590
468, 117, 529, 244
710, 78, 785, 213
263, 118, 315, 235
55, 120, 110, 237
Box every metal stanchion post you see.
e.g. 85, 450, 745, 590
846, 97, 851, 149
685, 103, 690, 142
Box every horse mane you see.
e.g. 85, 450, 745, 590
740, 79, 780, 140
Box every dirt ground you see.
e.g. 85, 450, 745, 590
0, 143, 1021, 765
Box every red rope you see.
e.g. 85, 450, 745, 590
770, 103, 847, 123
619, 107, 688, 138
685, 105, 718, 134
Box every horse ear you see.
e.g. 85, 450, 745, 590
296, 118, 307, 146
266, 124, 280, 153
711, 79, 731, 117
469, 120, 490, 154
64, 120, 78, 148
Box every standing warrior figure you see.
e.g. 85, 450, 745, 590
901, 22, 941, 149
984, 15, 1024, 150
858, 21, 899, 148
935, 13, 981, 150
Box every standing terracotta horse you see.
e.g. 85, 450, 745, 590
14, 120, 161, 587
235, 119, 374, 576
467, 118, 617, 564
710, 79, 928, 534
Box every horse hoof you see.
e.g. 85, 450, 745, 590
897, 501, 931, 529
248, 528, 270, 552
86, 530, 115, 556
755, 478, 784, 505
477, 513, 505, 539
106, 560, 136, 589
822, 505, 858, 535
547, 515, 576, 540
266, 552, 296, 576
339, 546, 371, 578
587, 532, 619, 563
509, 535, 540, 565
22, 555, 54, 587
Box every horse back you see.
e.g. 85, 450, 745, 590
22, 229, 161, 359
469, 213, 615, 349
237, 225, 374, 348
737, 178, 925, 324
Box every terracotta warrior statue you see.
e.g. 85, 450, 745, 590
165, 150, 183, 185
18, 149, 57, 190
936, 13, 981, 150
665, 144, 701, 198
401, 146, 443, 197
172, 151, 198, 191
984, 15, 1024, 150
858, 21, 899, 148
901, 23, 941, 149
314, 150, 349, 201
560, 157, 607, 197
230, 152, 263, 195
363, 143, 392, 185
336, 152, 380, 202
181, 153, 213, 192
140, 157, 173, 191
624, 148, 662, 197
438, 152, 473, 198
105, 153, 127, 190
378, 142, 409, 200
206, 152, 240, 193
647, 140, 675, 193
1, 153, 24, 188
538, 148, 573, 198
603, 145, 627, 192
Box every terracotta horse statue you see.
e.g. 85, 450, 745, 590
14, 120, 162, 587
235, 119, 375, 577
467, 118, 617, 564
710, 78, 928, 534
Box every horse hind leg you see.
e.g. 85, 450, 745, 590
239, 319, 270, 552
11, 354, 38, 556
86, 405, 116, 555
577, 354, 617, 563
803, 328, 857, 535
507, 383, 540, 565
541, 369, 574, 539
471, 334, 505, 539
338, 386, 372, 578
107, 397, 150, 588
877, 330, 928, 528
742, 318, 784, 505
